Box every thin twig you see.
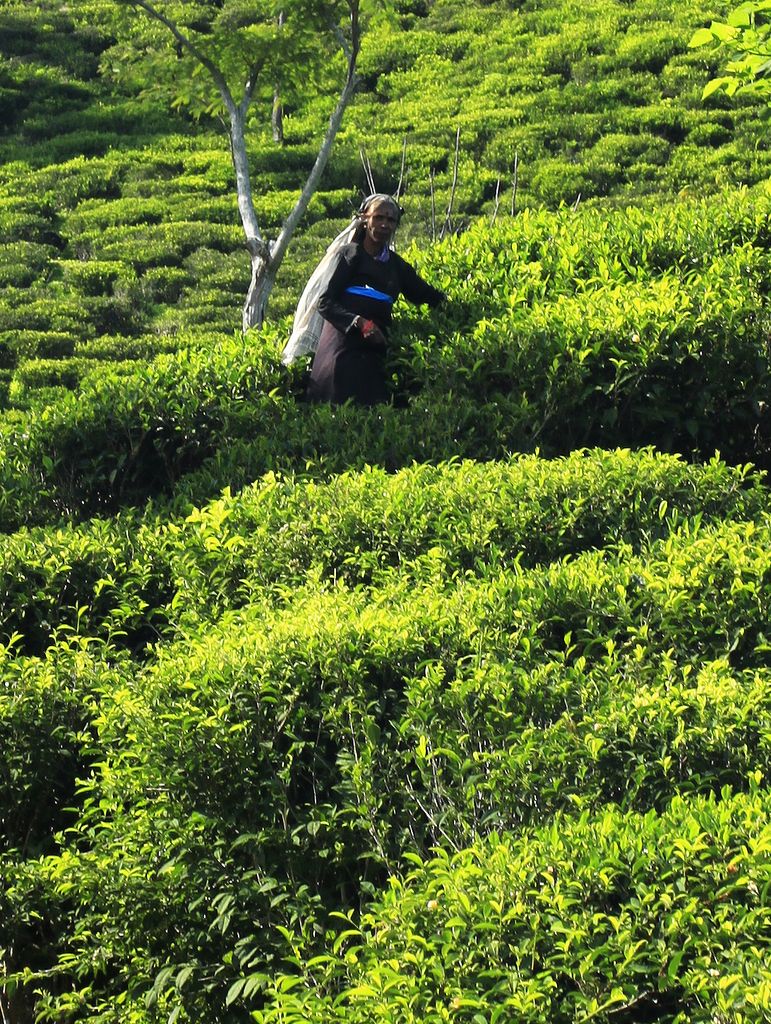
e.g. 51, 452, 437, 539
511, 151, 519, 216
359, 146, 376, 194
490, 175, 501, 225
429, 166, 436, 243
440, 125, 461, 241
0, 988, 11, 1024
395, 135, 407, 200
576, 990, 654, 1024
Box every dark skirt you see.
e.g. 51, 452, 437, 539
306, 319, 388, 406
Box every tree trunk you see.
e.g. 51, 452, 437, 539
228, 108, 263, 245
228, 106, 275, 330
242, 249, 277, 332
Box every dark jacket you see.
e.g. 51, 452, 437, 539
318, 243, 444, 335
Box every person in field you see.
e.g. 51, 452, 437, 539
282, 193, 444, 405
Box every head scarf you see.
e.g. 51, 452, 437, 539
281, 194, 402, 365
358, 193, 403, 222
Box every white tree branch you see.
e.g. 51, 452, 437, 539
271, 1, 361, 265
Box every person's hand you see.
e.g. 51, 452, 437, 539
359, 318, 387, 347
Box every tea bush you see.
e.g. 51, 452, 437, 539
0, 294, 99, 336
57, 258, 130, 296
80, 222, 242, 266
252, 791, 771, 1024
63, 196, 175, 233
406, 246, 770, 457
169, 450, 768, 616
0, 640, 112, 858
0, 332, 77, 363
182, 248, 244, 291
133, 521, 771, 847
11, 517, 771, 1021
0, 203, 51, 243
13, 153, 125, 207
0, 448, 764, 655
0, 370, 11, 409
137, 266, 192, 304
9, 357, 130, 400
0, 514, 173, 655
73, 333, 188, 362
0, 333, 297, 527
1, 186, 770, 528
0, 241, 55, 288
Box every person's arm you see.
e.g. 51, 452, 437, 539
395, 255, 445, 307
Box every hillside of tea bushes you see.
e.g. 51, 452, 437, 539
2, 0, 771, 1022
2, 0, 771, 394
4, 448, 771, 1023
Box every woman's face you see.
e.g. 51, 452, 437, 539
363, 200, 399, 248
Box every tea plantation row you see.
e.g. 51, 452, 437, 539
0, 447, 764, 657
1, 184, 770, 536
252, 792, 771, 1023
344, 0, 770, 204
2, 446, 770, 1020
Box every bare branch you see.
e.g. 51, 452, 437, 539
331, 20, 353, 64
349, 0, 361, 76
360, 146, 376, 194
395, 135, 407, 200
511, 151, 519, 216
241, 57, 266, 113
490, 175, 501, 226
271, 10, 286, 143
439, 125, 461, 241
329, 0, 360, 73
